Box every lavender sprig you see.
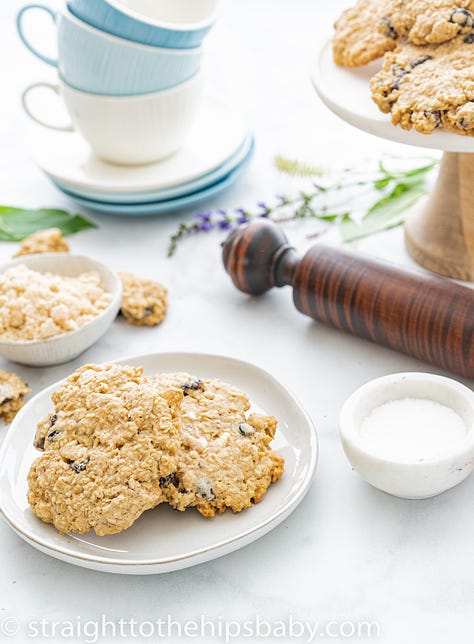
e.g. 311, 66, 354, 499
167, 157, 438, 256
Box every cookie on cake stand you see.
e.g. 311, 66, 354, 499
311, 41, 474, 281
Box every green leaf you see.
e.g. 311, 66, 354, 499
0, 208, 97, 242
379, 159, 438, 180
374, 177, 391, 190
318, 212, 348, 222
341, 181, 427, 243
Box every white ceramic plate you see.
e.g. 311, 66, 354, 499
311, 40, 474, 154
29, 97, 248, 194
0, 353, 318, 574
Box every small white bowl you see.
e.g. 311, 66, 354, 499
0, 254, 121, 366
340, 373, 474, 499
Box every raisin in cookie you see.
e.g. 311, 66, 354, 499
370, 33, 474, 134
14, 228, 70, 257
28, 364, 182, 535
334, 0, 397, 67
0, 370, 30, 424
119, 272, 168, 327
333, 0, 474, 67
150, 372, 285, 518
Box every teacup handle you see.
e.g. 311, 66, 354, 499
16, 4, 58, 67
22, 82, 74, 132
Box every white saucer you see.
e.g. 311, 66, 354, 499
29, 97, 249, 194
0, 352, 318, 575
52, 134, 254, 204
311, 40, 474, 154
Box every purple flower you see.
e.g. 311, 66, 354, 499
217, 209, 228, 216
196, 211, 212, 222
218, 220, 233, 231
234, 208, 249, 225
259, 212, 269, 218
257, 201, 271, 217
197, 220, 214, 232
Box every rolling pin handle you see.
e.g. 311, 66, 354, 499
222, 221, 474, 379
222, 221, 299, 295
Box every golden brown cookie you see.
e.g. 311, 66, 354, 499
14, 228, 70, 257
378, 0, 474, 46
0, 370, 30, 424
150, 372, 285, 518
370, 33, 474, 134
28, 364, 182, 535
119, 272, 168, 327
333, 0, 397, 67
333, 0, 474, 67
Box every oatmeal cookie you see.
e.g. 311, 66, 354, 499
150, 372, 285, 518
370, 33, 474, 134
28, 364, 182, 535
0, 370, 30, 424
333, 0, 474, 67
334, 0, 397, 67
119, 272, 168, 327
14, 228, 70, 257
378, 0, 474, 46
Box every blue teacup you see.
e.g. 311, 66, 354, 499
69, 0, 217, 49
17, 4, 203, 96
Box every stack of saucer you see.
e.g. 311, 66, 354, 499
17, 0, 252, 215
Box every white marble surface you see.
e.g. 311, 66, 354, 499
0, 1, 473, 642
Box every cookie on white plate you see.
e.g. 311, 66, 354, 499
370, 33, 474, 134
333, 0, 474, 67
150, 372, 285, 518
28, 364, 182, 535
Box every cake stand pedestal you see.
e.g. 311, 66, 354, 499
311, 42, 474, 281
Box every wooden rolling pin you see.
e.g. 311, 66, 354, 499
222, 221, 474, 379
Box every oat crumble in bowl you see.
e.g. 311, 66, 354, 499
0, 264, 113, 342
0, 254, 121, 366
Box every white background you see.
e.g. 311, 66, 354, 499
0, 1, 473, 642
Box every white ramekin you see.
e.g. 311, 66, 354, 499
0, 253, 121, 366
339, 373, 474, 499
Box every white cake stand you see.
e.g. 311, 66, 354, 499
311, 41, 474, 281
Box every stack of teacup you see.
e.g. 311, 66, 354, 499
17, 1, 253, 215
18, 0, 217, 166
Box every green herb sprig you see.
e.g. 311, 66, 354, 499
167, 157, 438, 256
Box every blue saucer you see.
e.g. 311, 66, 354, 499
58, 146, 253, 216
53, 136, 254, 204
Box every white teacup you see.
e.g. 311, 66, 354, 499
22, 73, 203, 165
